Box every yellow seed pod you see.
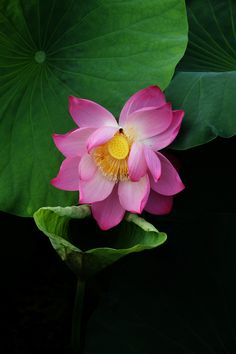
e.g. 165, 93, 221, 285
107, 134, 129, 160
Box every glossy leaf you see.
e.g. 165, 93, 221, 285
0, 0, 188, 215
166, 0, 236, 149
33, 205, 167, 279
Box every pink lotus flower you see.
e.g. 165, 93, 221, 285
51, 86, 185, 230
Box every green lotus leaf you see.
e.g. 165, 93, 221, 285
166, 0, 236, 149
0, 0, 188, 215
33, 205, 167, 279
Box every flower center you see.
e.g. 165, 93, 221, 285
93, 131, 131, 181
107, 134, 129, 160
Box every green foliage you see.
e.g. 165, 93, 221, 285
33, 205, 167, 279
0, 0, 187, 215
166, 0, 236, 149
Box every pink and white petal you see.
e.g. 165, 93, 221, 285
91, 187, 125, 230
143, 110, 184, 151
119, 86, 166, 126
118, 174, 150, 213
150, 153, 185, 196
128, 142, 147, 181
144, 147, 161, 182
78, 154, 97, 181
87, 126, 118, 152
145, 190, 173, 215
69, 96, 118, 128
53, 127, 95, 157
51, 157, 80, 191
79, 170, 115, 204
124, 104, 172, 140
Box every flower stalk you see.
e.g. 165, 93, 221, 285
72, 278, 86, 354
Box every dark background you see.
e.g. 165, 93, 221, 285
0, 136, 235, 353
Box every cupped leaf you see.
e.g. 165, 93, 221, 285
166, 0, 236, 149
0, 0, 188, 216
33, 205, 167, 279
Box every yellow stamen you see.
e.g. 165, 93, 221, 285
93, 131, 131, 181
107, 134, 129, 160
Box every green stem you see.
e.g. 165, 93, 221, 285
72, 278, 86, 354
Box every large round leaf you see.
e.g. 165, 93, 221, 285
0, 0, 188, 216
33, 205, 167, 279
166, 0, 236, 149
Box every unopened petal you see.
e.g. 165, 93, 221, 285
118, 174, 150, 213
69, 96, 118, 128
91, 186, 125, 230
145, 190, 173, 215
53, 127, 95, 157
79, 170, 115, 203
119, 86, 166, 126
128, 142, 147, 181
51, 157, 80, 191
151, 153, 185, 196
